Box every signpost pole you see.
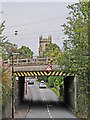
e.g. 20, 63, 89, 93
12, 55, 14, 118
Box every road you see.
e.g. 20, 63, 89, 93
25, 79, 78, 119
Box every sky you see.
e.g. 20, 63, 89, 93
1, 1, 79, 56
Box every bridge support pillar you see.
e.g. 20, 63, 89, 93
18, 77, 25, 103
64, 76, 78, 109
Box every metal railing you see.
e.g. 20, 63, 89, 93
3, 56, 57, 66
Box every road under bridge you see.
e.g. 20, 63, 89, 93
16, 75, 77, 111
4, 56, 78, 118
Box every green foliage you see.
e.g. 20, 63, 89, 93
0, 22, 19, 60
58, 1, 89, 118
54, 76, 63, 87
0, 22, 34, 60
18, 46, 34, 57
0, 22, 12, 107
48, 76, 63, 88
4, 41, 18, 58
0, 21, 8, 59
48, 76, 56, 87
59, 1, 88, 77
37, 76, 47, 82
2, 66, 12, 107
43, 43, 61, 58
37, 75, 64, 89
59, 1, 88, 74
51, 87, 59, 97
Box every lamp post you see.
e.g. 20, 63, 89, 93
50, 56, 53, 68
11, 52, 20, 118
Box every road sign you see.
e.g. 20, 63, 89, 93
46, 65, 52, 71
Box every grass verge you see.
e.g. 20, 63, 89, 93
51, 87, 59, 97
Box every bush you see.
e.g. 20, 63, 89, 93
51, 87, 59, 97
37, 76, 47, 82
48, 76, 56, 87
2, 66, 12, 107
54, 76, 63, 87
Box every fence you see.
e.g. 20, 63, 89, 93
3, 56, 57, 66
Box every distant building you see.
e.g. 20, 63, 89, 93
39, 35, 52, 56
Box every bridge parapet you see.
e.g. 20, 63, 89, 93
3, 56, 57, 66
14, 64, 60, 72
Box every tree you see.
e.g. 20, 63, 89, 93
54, 76, 63, 87
0, 22, 18, 59
58, 1, 89, 118
48, 76, 63, 88
42, 43, 61, 62
58, 1, 88, 74
0, 21, 8, 60
18, 46, 34, 57
2, 66, 12, 107
4, 41, 18, 57
37, 76, 47, 82
48, 76, 56, 87
0, 22, 12, 109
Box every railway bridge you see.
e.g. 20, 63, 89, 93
4, 56, 78, 110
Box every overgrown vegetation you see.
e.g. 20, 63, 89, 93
0, 21, 34, 111
51, 87, 59, 97
57, 1, 89, 118
0, 21, 8, 60
2, 66, 12, 107
0, 22, 12, 108
37, 76, 47, 82
37, 76, 64, 99
37, 76, 63, 88
48, 76, 63, 88
43, 43, 61, 58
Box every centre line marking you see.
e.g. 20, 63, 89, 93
40, 90, 53, 119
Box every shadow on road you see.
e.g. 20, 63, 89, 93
30, 100, 66, 109
15, 98, 81, 120
21, 98, 73, 115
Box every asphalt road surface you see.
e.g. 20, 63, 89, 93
26, 79, 78, 119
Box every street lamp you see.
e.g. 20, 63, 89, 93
11, 52, 20, 118
50, 56, 53, 68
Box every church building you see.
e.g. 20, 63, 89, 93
39, 35, 52, 56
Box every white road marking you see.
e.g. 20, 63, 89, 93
39, 88, 54, 119
49, 112, 51, 116
48, 110, 50, 113
47, 105, 53, 119
47, 106, 49, 110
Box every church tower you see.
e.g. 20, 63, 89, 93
39, 35, 52, 56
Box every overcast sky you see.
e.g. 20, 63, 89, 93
1, 1, 79, 56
